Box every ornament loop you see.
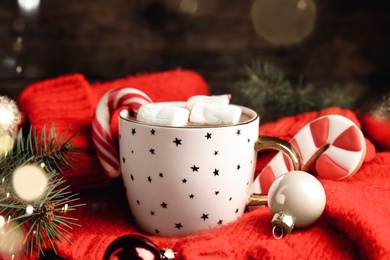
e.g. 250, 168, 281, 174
272, 225, 284, 240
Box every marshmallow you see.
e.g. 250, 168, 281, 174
137, 103, 190, 126
189, 103, 242, 125
186, 94, 231, 110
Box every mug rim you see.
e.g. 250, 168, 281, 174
119, 101, 259, 128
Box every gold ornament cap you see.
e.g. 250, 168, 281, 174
271, 212, 295, 239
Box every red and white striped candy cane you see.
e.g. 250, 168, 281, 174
253, 115, 366, 194
92, 87, 153, 178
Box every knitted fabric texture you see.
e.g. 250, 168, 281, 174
14, 72, 390, 259
18, 69, 210, 191
44, 108, 390, 260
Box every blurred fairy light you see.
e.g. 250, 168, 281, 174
16, 66, 23, 74
297, 0, 308, 9
13, 17, 25, 32
17, 0, 40, 13
12, 37, 23, 52
12, 164, 48, 202
0, 216, 23, 256
26, 205, 34, 215
62, 204, 69, 213
165, 0, 199, 14
250, 0, 316, 45
180, 0, 198, 14
2, 57, 16, 69
0, 133, 14, 158
0, 216, 4, 229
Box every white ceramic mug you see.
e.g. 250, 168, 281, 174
118, 102, 299, 236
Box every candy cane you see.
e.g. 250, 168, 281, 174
253, 115, 366, 194
92, 87, 153, 178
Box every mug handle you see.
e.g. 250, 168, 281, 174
247, 135, 301, 207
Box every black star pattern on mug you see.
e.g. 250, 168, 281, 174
189, 194, 195, 199
191, 165, 199, 172
175, 223, 183, 229
205, 132, 212, 139
150, 211, 155, 216
136, 200, 140, 205
236, 164, 241, 170
131, 128, 136, 135
155, 229, 160, 234
213, 150, 219, 156
161, 202, 168, 208
201, 214, 209, 221
173, 138, 182, 146
247, 138, 250, 143
217, 220, 223, 225
182, 178, 187, 183
149, 148, 155, 155
150, 129, 156, 135
213, 169, 219, 176
215, 191, 219, 195
122, 157, 125, 163
159, 172, 164, 178
235, 208, 239, 213
236, 129, 241, 135
229, 197, 232, 201
147, 176, 152, 183
130, 174, 134, 181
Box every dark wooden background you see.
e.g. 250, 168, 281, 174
1, 0, 389, 106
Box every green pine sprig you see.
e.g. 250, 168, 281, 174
0, 125, 84, 257
231, 60, 356, 123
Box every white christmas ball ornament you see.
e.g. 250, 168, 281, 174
12, 164, 48, 202
267, 171, 326, 238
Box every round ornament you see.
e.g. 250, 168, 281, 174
0, 96, 22, 134
267, 170, 326, 238
360, 91, 390, 151
0, 96, 22, 157
104, 234, 175, 260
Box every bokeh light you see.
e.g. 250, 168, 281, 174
17, 0, 40, 13
0, 132, 14, 157
251, 0, 316, 45
0, 216, 23, 257
12, 164, 48, 202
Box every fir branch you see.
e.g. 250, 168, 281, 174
236, 60, 291, 111
276, 77, 319, 116
0, 125, 84, 257
0, 125, 81, 176
232, 60, 356, 122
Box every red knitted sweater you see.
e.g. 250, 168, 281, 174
15, 71, 390, 259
